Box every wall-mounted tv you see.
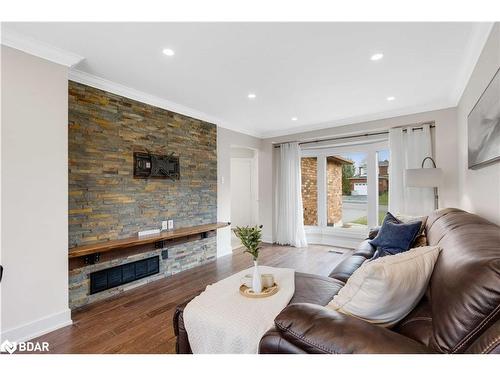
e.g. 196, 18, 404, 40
133, 152, 180, 180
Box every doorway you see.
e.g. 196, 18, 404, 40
230, 147, 259, 250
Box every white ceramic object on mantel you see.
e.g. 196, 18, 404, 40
252, 260, 263, 293
240, 274, 253, 288
261, 274, 274, 288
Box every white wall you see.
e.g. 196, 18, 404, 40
230, 158, 255, 225
230, 147, 255, 159
457, 23, 500, 225
0, 46, 71, 341
217, 127, 273, 256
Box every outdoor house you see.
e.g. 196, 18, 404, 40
349, 160, 389, 195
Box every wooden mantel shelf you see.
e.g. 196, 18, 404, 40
68, 222, 230, 259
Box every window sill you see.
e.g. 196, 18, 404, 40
305, 225, 367, 249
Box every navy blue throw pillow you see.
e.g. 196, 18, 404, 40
381, 212, 400, 226
369, 213, 422, 260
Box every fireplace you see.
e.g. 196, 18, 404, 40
90, 256, 160, 294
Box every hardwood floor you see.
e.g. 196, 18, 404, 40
33, 244, 351, 354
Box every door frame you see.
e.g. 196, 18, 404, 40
229, 146, 259, 227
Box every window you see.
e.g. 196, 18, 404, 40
301, 140, 389, 235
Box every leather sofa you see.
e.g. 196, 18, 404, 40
174, 208, 500, 354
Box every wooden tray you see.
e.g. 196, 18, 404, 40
239, 283, 279, 298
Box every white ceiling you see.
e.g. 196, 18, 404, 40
2, 22, 493, 138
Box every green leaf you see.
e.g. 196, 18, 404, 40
232, 225, 263, 260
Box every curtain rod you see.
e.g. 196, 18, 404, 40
272, 124, 435, 148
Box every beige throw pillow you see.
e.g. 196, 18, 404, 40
395, 214, 428, 235
327, 245, 441, 327
396, 213, 428, 247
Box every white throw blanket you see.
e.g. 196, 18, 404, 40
183, 266, 295, 354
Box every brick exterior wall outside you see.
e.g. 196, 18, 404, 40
301, 157, 344, 226
68, 81, 217, 308
379, 165, 388, 176
327, 160, 343, 225
301, 157, 318, 226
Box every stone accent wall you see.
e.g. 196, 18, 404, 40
301, 157, 318, 226
327, 160, 343, 225
68, 81, 217, 247
69, 235, 216, 309
68, 81, 218, 308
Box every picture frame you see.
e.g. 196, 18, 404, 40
467, 66, 500, 170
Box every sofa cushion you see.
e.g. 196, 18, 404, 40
425, 208, 500, 353
327, 246, 441, 327
290, 272, 344, 306
328, 255, 366, 282
394, 296, 433, 346
352, 240, 376, 259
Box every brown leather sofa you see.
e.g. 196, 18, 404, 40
174, 208, 500, 354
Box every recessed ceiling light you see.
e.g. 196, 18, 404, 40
387, 96, 396, 101
370, 53, 384, 61
162, 48, 175, 56
291, 117, 298, 121
247, 93, 256, 99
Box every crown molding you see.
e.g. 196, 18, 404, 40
68, 69, 262, 138
1, 30, 84, 67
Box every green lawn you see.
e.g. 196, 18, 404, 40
378, 191, 388, 205
347, 192, 388, 226
350, 211, 387, 226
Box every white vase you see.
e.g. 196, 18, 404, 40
252, 260, 262, 293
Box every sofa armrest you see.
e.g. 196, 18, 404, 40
465, 320, 500, 354
173, 297, 194, 336
173, 296, 197, 354
274, 303, 433, 354
259, 327, 308, 354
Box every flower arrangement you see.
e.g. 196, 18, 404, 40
232, 225, 263, 261
233, 225, 264, 293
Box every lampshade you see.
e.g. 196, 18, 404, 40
405, 168, 443, 187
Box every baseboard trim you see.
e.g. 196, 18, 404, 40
1, 309, 72, 342
262, 236, 274, 244
217, 246, 233, 258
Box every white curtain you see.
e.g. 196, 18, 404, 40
275, 142, 308, 247
389, 124, 435, 216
